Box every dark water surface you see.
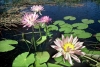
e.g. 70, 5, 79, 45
0, 0, 100, 67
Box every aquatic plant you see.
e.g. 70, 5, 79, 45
1, 5, 100, 67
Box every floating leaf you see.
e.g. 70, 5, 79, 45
47, 63, 62, 67
77, 32, 92, 38
0, 40, 18, 52
48, 25, 58, 31
82, 19, 94, 24
35, 62, 47, 67
36, 36, 47, 45
64, 16, 76, 20
64, 27, 72, 33
72, 29, 85, 34
98, 20, 100, 23
35, 51, 50, 64
60, 23, 73, 29
95, 33, 100, 42
72, 23, 88, 29
53, 20, 65, 25
12, 52, 35, 67
54, 56, 72, 66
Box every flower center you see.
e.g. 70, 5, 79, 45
63, 43, 74, 52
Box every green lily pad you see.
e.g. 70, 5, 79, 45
59, 27, 72, 33
60, 23, 73, 29
64, 27, 72, 33
72, 29, 85, 34
95, 33, 100, 42
82, 19, 94, 24
12, 52, 35, 67
72, 23, 88, 29
36, 36, 47, 46
47, 63, 63, 67
64, 16, 76, 20
0, 40, 18, 52
53, 20, 65, 25
35, 51, 50, 64
77, 32, 92, 38
35, 62, 47, 67
98, 20, 100, 23
54, 56, 72, 66
48, 25, 58, 31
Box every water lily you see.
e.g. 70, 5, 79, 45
51, 35, 85, 65
31, 5, 44, 15
22, 13, 39, 28
38, 16, 52, 25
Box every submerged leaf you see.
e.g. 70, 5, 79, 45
0, 40, 18, 52
12, 52, 35, 67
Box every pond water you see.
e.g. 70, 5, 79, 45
0, 0, 100, 67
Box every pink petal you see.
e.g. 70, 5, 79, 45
72, 36, 78, 45
51, 45, 62, 51
75, 42, 84, 49
71, 54, 81, 63
74, 50, 85, 56
67, 54, 73, 65
52, 52, 62, 58
68, 35, 73, 43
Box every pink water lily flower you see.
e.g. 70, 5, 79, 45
39, 16, 52, 25
51, 35, 85, 65
22, 13, 39, 28
31, 5, 44, 15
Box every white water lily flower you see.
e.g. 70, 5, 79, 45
51, 35, 85, 65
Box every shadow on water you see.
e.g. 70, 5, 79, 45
1, 0, 100, 67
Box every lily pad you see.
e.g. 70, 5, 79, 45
59, 27, 72, 33
0, 40, 18, 52
77, 32, 92, 38
64, 16, 76, 20
95, 33, 100, 42
72, 23, 88, 29
60, 23, 73, 29
54, 56, 72, 66
12, 52, 35, 67
82, 19, 94, 24
47, 63, 63, 67
72, 29, 85, 34
53, 20, 65, 25
35, 51, 50, 64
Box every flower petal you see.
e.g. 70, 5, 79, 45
51, 45, 62, 51
67, 54, 73, 65
52, 52, 62, 58
72, 36, 78, 45
75, 42, 84, 49
74, 50, 85, 56
71, 54, 81, 63
68, 35, 73, 43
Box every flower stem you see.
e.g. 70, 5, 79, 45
39, 24, 42, 38
32, 26, 36, 51
83, 55, 98, 63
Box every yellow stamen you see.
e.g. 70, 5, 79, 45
63, 43, 74, 52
